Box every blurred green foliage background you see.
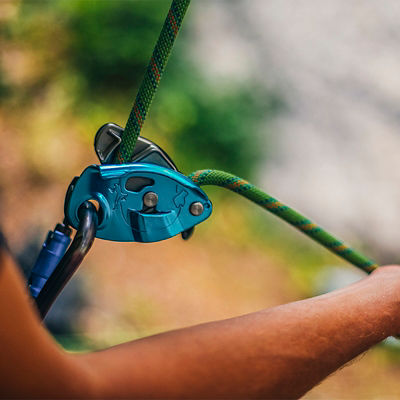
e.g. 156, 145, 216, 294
1, 1, 400, 398
1, 0, 281, 179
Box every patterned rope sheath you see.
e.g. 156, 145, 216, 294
112, 1, 377, 274
114, 0, 191, 164
189, 169, 379, 274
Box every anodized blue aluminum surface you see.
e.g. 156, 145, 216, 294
65, 163, 212, 242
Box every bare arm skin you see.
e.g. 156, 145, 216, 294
0, 247, 399, 399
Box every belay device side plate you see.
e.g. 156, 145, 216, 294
65, 163, 212, 242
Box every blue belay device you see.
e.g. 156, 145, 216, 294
64, 163, 212, 242
28, 125, 213, 315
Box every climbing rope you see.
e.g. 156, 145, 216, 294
188, 169, 379, 274
114, 0, 191, 164
114, 0, 378, 275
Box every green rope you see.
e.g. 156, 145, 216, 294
113, 1, 378, 275
114, 0, 191, 164
189, 169, 379, 274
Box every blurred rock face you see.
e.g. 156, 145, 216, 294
193, 0, 400, 260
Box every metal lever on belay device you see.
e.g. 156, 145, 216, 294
94, 123, 178, 170
28, 123, 213, 319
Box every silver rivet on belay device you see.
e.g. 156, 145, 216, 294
190, 202, 204, 216
143, 192, 158, 208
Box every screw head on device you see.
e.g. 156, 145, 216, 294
190, 202, 204, 216
143, 192, 158, 208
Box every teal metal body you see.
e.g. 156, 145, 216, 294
65, 163, 212, 242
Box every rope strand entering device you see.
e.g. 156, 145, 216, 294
114, 0, 191, 163
29, 0, 379, 319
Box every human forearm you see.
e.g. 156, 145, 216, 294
80, 266, 400, 399
0, 237, 397, 399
